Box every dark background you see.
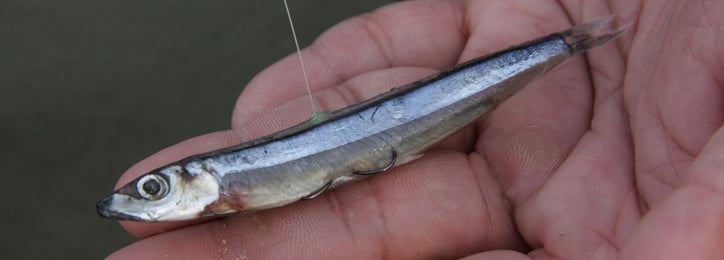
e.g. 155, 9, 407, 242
0, 0, 393, 258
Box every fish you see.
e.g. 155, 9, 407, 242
97, 16, 628, 222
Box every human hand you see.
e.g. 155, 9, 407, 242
108, 0, 724, 259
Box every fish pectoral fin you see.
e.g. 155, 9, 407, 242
301, 180, 333, 200
353, 150, 397, 176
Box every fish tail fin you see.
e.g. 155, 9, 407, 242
561, 15, 631, 54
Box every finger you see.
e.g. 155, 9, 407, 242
621, 123, 724, 259
110, 151, 525, 259
458, 0, 572, 61
685, 126, 724, 194
624, 0, 724, 207
231, 0, 466, 127
621, 125, 724, 258
619, 187, 724, 259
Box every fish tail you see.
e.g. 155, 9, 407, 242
561, 15, 631, 54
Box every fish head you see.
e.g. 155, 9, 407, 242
96, 164, 220, 222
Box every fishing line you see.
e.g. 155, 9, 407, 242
283, 0, 316, 114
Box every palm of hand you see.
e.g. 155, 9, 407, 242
110, 1, 724, 259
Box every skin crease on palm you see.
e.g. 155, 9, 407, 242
108, 0, 724, 259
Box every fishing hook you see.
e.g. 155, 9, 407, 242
353, 150, 397, 176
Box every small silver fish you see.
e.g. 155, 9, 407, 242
97, 17, 628, 221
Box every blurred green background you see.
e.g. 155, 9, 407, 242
0, 0, 392, 258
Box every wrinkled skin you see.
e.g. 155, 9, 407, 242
108, 0, 724, 259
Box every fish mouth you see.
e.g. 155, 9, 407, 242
96, 195, 146, 221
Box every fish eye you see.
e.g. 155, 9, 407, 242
136, 174, 169, 200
